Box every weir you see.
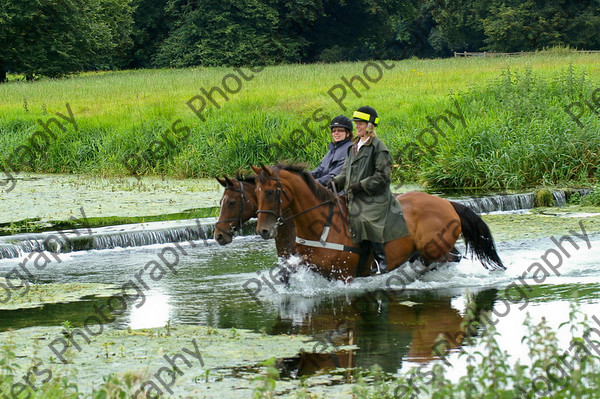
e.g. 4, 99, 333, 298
450, 189, 588, 214
0, 189, 591, 260
0, 219, 236, 260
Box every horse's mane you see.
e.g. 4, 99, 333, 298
258, 163, 337, 203
234, 174, 256, 184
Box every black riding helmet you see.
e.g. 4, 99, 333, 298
352, 105, 379, 126
329, 115, 353, 131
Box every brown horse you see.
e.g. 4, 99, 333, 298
251, 164, 504, 280
215, 175, 296, 257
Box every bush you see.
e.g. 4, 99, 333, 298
581, 185, 600, 206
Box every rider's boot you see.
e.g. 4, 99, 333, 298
369, 242, 389, 275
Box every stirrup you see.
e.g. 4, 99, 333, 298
370, 259, 388, 275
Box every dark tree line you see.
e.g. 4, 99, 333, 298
1, 0, 600, 81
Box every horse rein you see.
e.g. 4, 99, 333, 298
255, 172, 332, 225
256, 170, 368, 258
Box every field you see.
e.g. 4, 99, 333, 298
1, 51, 600, 190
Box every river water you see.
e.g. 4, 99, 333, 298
1, 228, 599, 383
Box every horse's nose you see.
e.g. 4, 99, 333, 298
259, 229, 271, 240
215, 233, 224, 244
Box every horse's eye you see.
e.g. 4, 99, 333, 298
228, 200, 236, 207
266, 189, 275, 197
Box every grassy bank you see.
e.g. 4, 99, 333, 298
1, 51, 600, 189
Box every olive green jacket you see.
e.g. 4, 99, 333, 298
332, 136, 408, 244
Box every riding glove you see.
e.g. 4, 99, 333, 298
350, 182, 363, 194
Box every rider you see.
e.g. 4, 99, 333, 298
330, 106, 407, 275
311, 115, 354, 186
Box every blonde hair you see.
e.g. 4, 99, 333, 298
365, 123, 377, 137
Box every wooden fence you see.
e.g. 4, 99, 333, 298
454, 50, 600, 57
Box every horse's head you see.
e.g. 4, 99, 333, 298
251, 165, 293, 240
214, 175, 257, 245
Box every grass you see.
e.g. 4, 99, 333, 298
1, 52, 600, 189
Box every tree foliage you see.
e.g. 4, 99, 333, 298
153, 0, 308, 67
1, 0, 600, 80
0, 0, 133, 80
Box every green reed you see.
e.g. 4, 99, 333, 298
1, 53, 599, 189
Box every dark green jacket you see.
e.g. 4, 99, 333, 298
332, 135, 408, 244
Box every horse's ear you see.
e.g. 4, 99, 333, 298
224, 176, 234, 186
250, 165, 262, 174
216, 177, 227, 187
260, 163, 272, 176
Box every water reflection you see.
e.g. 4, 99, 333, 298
271, 288, 498, 376
0, 296, 127, 332
128, 292, 172, 329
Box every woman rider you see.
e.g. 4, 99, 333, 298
330, 106, 407, 275
311, 115, 354, 186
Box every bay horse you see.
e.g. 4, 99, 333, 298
251, 164, 504, 281
215, 175, 296, 257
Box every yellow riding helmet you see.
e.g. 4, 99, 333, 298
352, 105, 379, 126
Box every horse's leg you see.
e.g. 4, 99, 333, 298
384, 237, 419, 274
275, 217, 297, 257
277, 264, 292, 286
435, 246, 463, 263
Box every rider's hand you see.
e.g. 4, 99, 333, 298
325, 180, 335, 190
350, 182, 363, 194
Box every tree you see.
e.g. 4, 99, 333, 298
304, 0, 422, 62
428, 0, 488, 53
483, 0, 562, 52
0, 0, 134, 80
155, 0, 307, 67
555, 0, 600, 49
483, 0, 600, 52
128, 0, 170, 68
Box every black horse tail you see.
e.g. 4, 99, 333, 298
450, 201, 505, 271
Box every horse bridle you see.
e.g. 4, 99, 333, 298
255, 171, 333, 225
255, 173, 291, 227
256, 170, 369, 266
215, 181, 247, 236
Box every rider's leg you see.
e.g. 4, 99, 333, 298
369, 241, 388, 275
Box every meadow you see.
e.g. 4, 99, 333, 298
1, 50, 600, 190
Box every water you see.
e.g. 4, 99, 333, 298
1, 231, 599, 378
0, 189, 589, 261
0, 218, 256, 259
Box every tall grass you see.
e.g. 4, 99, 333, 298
1, 53, 599, 189
414, 65, 600, 189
